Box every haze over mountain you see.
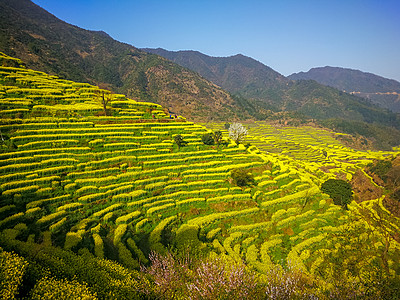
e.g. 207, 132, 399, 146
289, 67, 400, 113
0, 0, 250, 121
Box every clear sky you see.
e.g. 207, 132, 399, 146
32, 0, 400, 81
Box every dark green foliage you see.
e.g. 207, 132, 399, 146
230, 168, 256, 187
135, 70, 149, 98
175, 224, 202, 252
224, 122, 230, 130
201, 133, 214, 145
393, 188, 400, 201
174, 134, 187, 149
230, 94, 274, 120
367, 160, 393, 182
320, 119, 400, 150
214, 130, 223, 146
321, 179, 353, 209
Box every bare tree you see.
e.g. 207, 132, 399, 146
95, 88, 113, 116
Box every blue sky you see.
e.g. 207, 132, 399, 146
32, 0, 400, 81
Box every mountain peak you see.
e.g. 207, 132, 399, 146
143, 48, 288, 94
289, 66, 400, 112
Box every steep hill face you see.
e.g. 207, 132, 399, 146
0, 0, 247, 121
289, 66, 400, 112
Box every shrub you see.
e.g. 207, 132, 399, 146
201, 133, 215, 145
230, 168, 256, 187
0, 249, 28, 299
214, 130, 223, 146
174, 134, 187, 149
30, 277, 97, 300
321, 179, 353, 209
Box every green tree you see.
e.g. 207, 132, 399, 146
231, 168, 256, 187
174, 135, 187, 150
201, 133, 215, 145
321, 179, 353, 209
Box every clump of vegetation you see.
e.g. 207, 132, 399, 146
174, 134, 187, 149
367, 159, 393, 183
201, 130, 223, 146
321, 179, 353, 209
201, 133, 215, 145
230, 168, 256, 187
213, 130, 223, 146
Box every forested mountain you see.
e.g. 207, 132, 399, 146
142, 48, 288, 96
144, 48, 400, 130
289, 66, 400, 112
0, 0, 249, 121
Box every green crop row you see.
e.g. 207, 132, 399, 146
138, 149, 219, 161
115, 211, 141, 225
77, 184, 134, 203
91, 203, 125, 219
111, 190, 146, 202
0, 175, 59, 192
0, 158, 77, 174
261, 186, 319, 208
146, 203, 175, 216
66, 167, 120, 180
36, 210, 68, 227
148, 216, 177, 254
26, 194, 71, 209
187, 207, 259, 227
103, 142, 140, 150
206, 193, 252, 203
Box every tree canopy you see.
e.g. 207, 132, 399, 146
321, 179, 353, 209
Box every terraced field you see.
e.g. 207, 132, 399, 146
1, 52, 400, 297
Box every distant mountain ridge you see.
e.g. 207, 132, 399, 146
144, 48, 399, 128
289, 66, 400, 112
142, 48, 288, 94
0, 0, 250, 121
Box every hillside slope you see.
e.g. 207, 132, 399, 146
0, 0, 248, 121
289, 66, 400, 112
1, 52, 400, 298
